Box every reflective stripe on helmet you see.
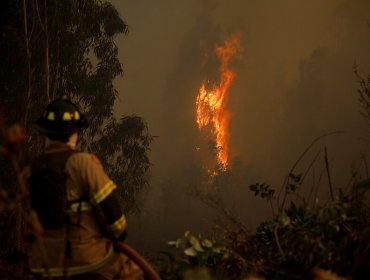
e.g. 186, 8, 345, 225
62, 111, 81, 121
47, 112, 55, 120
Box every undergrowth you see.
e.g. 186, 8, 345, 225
153, 136, 370, 280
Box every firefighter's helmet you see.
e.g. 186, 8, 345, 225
35, 98, 88, 134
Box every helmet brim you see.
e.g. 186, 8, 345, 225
34, 116, 89, 135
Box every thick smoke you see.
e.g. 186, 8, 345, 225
111, 0, 370, 252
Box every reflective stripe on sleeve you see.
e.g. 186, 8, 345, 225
68, 201, 93, 213
31, 244, 115, 277
91, 180, 117, 206
107, 214, 127, 234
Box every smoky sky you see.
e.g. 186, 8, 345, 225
110, 0, 370, 252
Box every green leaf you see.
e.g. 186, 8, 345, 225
184, 247, 197, 257
212, 246, 224, 254
202, 239, 213, 248
188, 235, 204, 252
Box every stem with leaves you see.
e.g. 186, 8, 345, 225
278, 131, 343, 212
324, 146, 334, 201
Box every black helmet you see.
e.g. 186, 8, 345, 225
35, 99, 89, 135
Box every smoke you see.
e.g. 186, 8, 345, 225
111, 0, 370, 252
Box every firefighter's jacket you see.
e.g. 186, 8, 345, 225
24, 143, 127, 277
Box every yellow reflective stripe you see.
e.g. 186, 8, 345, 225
107, 214, 127, 233
68, 201, 93, 213
47, 112, 55, 120
31, 245, 115, 277
62, 112, 73, 120
74, 111, 80, 120
91, 180, 116, 206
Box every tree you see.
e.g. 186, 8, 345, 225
0, 0, 152, 210
93, 116, 153, 212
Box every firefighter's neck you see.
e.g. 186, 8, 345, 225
66, 133, 78, 148
45, 133, 78, 149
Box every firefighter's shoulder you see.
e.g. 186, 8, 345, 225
68, 152, 103, 167
89, 153, 102, 165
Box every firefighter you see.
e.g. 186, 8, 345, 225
24, 98, 144, 280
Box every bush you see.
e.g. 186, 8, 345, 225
154, 172, 370, 279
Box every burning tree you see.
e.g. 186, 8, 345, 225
196, 33, 242, 171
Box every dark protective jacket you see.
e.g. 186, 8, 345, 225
24, 142, 128, 278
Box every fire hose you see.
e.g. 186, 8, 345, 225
114, 242, 161, 280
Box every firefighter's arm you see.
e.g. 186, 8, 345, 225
78, 153, 127, 240
96, 188, 127, 241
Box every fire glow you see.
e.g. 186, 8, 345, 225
196, 33, 242, 168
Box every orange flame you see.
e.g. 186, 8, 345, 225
196, 33, 242, 168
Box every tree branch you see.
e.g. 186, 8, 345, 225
324, 146, 334, 201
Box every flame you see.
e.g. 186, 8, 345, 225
196, 33, 242, 169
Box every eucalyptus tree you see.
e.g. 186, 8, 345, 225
0, 0, 152, 212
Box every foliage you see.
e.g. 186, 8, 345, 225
92, 116, 153, 212
156, 177, 369, 279
153, 231, 246, 280
0, 0, 153, 211
249, 182, 275, 199
249, 196, 369, 279
355, 66, 370, 126
1, 0, 125, 134
155, 130, 370, 279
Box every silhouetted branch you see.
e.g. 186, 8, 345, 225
278, 131, 343, 211
192, 187, 249, 236
324, 146, 334, 201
